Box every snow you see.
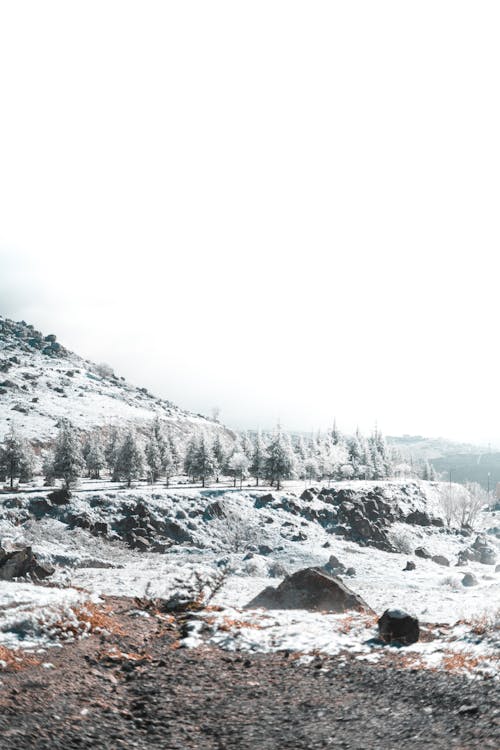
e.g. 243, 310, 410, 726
0, 480, 498, 678
0, 315, 228, 445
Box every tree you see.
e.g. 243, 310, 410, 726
113, 430, 144, 488
183, 433, 217, 487
183, 435, 200, 482
145, 436, 162, 483
0, 427, 35, 487
227, 451, 250, 488
164, 428, 181, 487
250, 431, 267, 486
212, 433, 228, 482
265, 429, 296, 490
105, 426, 121, 473
303, 456, 319, 483
193, 434, 218, 487
85, 432, 106, 479
51, 420, 85, 489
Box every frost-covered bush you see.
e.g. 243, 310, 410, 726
440, 575, 461, 591
388, 528, 414, 555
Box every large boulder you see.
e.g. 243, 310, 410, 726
415, 547, 431, 559
378, 609, 420, 645
462, 573, 478, 587
432, 555, 450, 567
48, 488, 71, 505
245, 567, 371, 613
0, 545, 54, 581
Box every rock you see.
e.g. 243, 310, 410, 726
345, 567, 356, 576
324, 555, 346, 574
462, 573, 478, 587
406, 510, 432, 526
129, 534, 150, 551
403, 561, 416, 571
268, 561, 289, 579
378, 609, 420, 645
91, 521, 109, 536
254, 494, 275, 508
291, 531, 307, 542
245, 567, 371, 613
322, 541, 331, 548
29, 497, 53, 515
479, 547, 496, 566
258, 545, 273, 556
432, 555, 449, 567
48, 488, 71, 505
300, 489, 315, 502
0, 545, 54, 581
415, 547, 431, 559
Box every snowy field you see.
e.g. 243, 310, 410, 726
0, 480, 499, 677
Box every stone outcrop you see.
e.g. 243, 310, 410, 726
0, 545, 54, 581
245, 567, 371, 613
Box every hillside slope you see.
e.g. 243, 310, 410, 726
0, 315, 229, 444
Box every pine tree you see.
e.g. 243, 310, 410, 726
239, 433, 254, 460
227, 451, 250, 488
145, 436, 162, 483
164, 429, 181, 487
113, 430, 144, 488
250, 431, 268, 486
105, 426, 121, 473
212, 433, 228, 482
265, 429, 296, 490
85, 432, 106, 479
51, 420, 85, 489
183, 434, 200, 482
0, 426, 35, 487
192, 434, 217, 487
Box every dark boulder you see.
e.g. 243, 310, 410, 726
462, 573, 478, 587
48, 488, 71, 505
432, 555, 450, 567
403, 561, 416, 571
300, 489, 315, 502
245, 567, 371, 613
378, 609, 419, 645
0, 545, 54, 581
415, 547, 431, 559
324, 554, 346, 574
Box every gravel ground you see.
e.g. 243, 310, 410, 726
0, 597, 498, 749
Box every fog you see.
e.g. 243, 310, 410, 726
1, 2, 499, 443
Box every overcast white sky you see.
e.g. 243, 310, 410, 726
1, 2, 499, 443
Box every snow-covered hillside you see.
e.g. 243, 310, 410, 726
0, 316, 230, 444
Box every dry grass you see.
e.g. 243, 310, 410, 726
0, 645, 40, 672
50, 602, 124, 639
459, 609, 500, 636
441, 651, 482, 672
217, 616, 262, 632
98, 648, 151, 665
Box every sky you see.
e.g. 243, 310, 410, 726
1, 2, 499, 444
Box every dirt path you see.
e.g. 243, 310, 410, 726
0, 597, 498, 749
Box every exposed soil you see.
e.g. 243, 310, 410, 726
0, 597, 498, 750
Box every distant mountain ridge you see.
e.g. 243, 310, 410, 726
386, 434, 489, 461
0, 315, 230, 445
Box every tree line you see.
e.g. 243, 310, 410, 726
0, 419, 403, 491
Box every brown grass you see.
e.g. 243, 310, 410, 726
0, 645, 40, 672
217, 616, 262, 632
50, 602, 124, 639
98, 648, 151, 664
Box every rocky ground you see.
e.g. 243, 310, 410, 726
0, 596, 498, 750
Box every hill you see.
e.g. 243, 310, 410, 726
0, 315, 230, 445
